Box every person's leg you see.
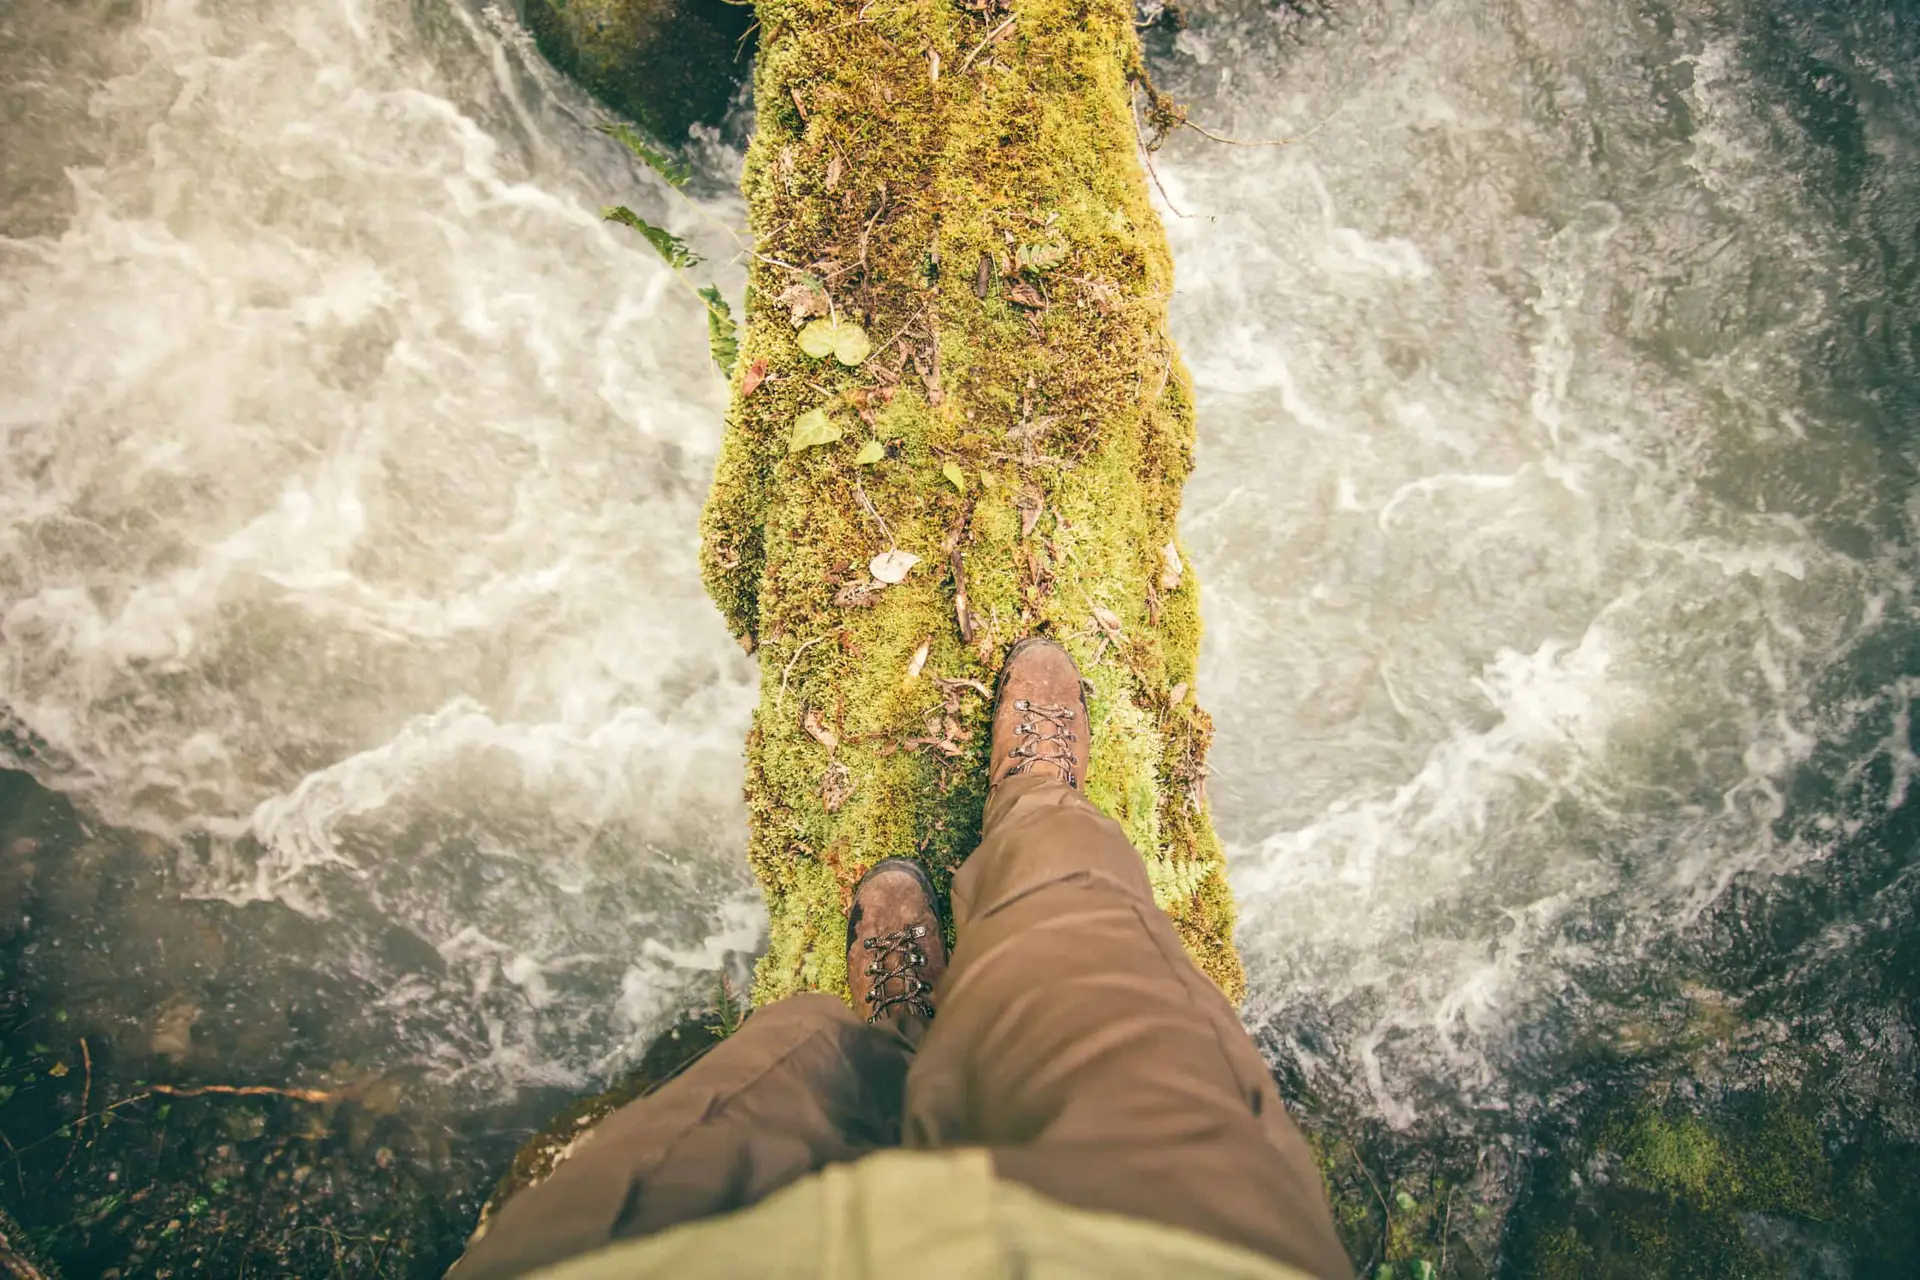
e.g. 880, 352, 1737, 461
451, 992, 909, 1280
904, 772, 1354, 1280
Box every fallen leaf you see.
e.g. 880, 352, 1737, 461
928, 48, 941, 82
904, 640, 930, 683
1169, 681, 1189, 707
824, 153, 844, 192
821, 761, 854, 812
1159, 540, 1183, 592
802, 706, 839, 752
789, 407, 843, 453
48, 1060, 69, 1078
1017, 489, 1045, 537
1092, 605, 1123, 635
1005, 279, 1046, 309
870, 550, 921, 584
798, 317, 873, 366
740, 358, 770, 398
776, 281, 831, 323
942, 461, 967, 492
977, 469, 996, 488
853, 439, 886, 466
834, 578, 884, 608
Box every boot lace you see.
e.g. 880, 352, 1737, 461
1006, 699, 1079, 787
862, 925, 935, 1022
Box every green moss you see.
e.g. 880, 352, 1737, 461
700, 0, 1243, 1003
1502, 1087, 1913, 1279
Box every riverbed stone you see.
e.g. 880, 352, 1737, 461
517, 0, 754, 142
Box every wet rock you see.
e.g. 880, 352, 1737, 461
146, 996, 200, 1065
516, 0, 755, 143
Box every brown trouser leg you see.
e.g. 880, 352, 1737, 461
448, 993, 911, 1280
452, 776, 1351, 1280
905, 775, 1352, 1280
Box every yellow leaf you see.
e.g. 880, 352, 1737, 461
942, 461, 966, 492
789, 407, 843, 453
853, 439, 885, 466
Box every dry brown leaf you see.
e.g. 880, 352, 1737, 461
776, 281, 831, 325
740, 358, 770, 399
802, 706, 839, 752
1169, 681, 1189, 707
1159, 541, 1183, 592
825, 153, 844, 192
903, 640, 930, 683
1016, 489, 1045, 538
834, 579, 884, 608
1092, 605, 1123, 636
821, 761, 854, 812
1005, 279, 1046, 309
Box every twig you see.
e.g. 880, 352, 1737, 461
1347, 1139, 1391, 1274
1440, 1184, 1455, 1274
13, 1081, 341, 1158
1181, 103, 1340, 149
1130, 90, 1194, 219
57, 1038, 91, 1179
778, 636, 829, 707
146, 1083, 337, 1102
853, 478, 895, 548
866, 299, 930, 367
1181, 119, 1297, 146
959, 15, 1016, 73
0, 1126, 25, 1199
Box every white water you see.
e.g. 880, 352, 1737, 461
3, 0, 1916, 1134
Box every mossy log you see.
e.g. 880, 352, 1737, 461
700, 0, 1243, 1002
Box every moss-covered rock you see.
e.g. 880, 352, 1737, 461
519, 0, 755, 141
1504, 1087, 1920, 1279
700, 0, 1242, 1004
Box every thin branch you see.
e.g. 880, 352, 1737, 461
1180, 103, 1340, 148
0, 1126, 25, 1199
778, 636, 830, 707
146, 1083, 337, 1102
57, 1038, 91, 1179
959, 15, 1016, 73
853, 478, 895, 548
1130, 88, 1195, 219
866, 299, 931, 367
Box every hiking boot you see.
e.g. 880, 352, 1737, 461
988, 636, 1091, 794
846, 858, 947, 1026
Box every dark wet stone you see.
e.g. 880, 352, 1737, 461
516, 0, 755, 142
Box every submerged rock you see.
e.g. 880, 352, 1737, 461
517, 0, 755, 142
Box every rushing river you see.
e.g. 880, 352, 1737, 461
3, 0, 1917, 1272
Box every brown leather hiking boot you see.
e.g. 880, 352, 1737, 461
846, 858, 947, 1026
989, 636, 1091, 794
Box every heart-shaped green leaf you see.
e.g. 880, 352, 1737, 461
853, 439, 886, 466
942, 461, 967, 492
797, 317, 872, 366
789, 407, 843, 453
